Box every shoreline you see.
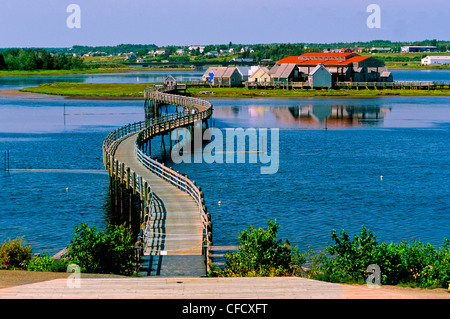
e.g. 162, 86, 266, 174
3, 88, 450, 100
0, 66, 448, 78
0, 67, 197, 77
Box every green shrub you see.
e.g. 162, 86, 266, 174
321, 226, 378, 282
371, 241, 406, 285
432, 239, 450, 288
25, 254, 68, 272
308, 227, 450, 289
65, 223, 136, 275
216, 219, 305, 277
0, 236, 32, 269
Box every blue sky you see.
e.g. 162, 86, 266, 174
0, 0, 449, 48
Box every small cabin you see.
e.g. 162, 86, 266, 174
164, 75, 177, 87
308, 63, 332, 88
202, 67, 243, 87
249, 67, 271, 83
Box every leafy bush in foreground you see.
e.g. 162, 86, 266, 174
25, 254, 68, 272
315, 227, 450, 288
211, 219, 305, 277
65, 223, 136, 276
0, 236, 32, 269
211, 220, 450, 289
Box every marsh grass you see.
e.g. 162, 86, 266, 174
20, 82, 155, 97
20, 82, 450, 98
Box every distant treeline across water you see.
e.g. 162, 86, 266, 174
0, 48, 84, 71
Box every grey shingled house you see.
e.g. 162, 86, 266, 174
202, 67, 243, 86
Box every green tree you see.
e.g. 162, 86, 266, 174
41, 51, 54, 69
0, 54, 6, 70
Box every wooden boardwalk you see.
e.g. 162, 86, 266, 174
2, 276, 450, 299
103, 85, 214, 276
113, 133, 204, 256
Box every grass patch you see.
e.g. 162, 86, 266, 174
187, 87, 450, 98
19, 83, 450, 98
20, 82, 156, 97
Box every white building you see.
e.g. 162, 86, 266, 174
421, 56, 450, 65
401, 46, 438, 53
188, 46, 205, 53
370, 47, 391, 53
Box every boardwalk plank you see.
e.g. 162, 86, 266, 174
113, 133, 203, 256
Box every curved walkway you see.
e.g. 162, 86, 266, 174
103, 86, 213, 276
113, 133, 203, 256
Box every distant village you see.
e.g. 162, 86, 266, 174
70, 43, 449, 64
67, 43, 450, 88
200, 52, 395, 89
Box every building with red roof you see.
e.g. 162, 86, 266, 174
275, 52, 392, 83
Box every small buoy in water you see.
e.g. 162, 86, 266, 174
218, 201, 221, 206
66, 187, 69, 192
380, 176, 383, 181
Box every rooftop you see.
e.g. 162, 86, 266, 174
423, 55, 450, 59
277, 53, 370, 66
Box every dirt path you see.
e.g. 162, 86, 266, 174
0, 270, 124, 289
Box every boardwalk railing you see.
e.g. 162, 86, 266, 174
103, 84, 214, 270
183, 80, 450, 90
335, 80, 450, 89
103, 119, 155, 261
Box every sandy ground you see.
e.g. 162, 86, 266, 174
0, 89, 64, 99
0, 270, 125, 289
0, 270, 71, 289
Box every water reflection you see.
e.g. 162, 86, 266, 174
214, 105, 391, 129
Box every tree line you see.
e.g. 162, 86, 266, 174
0, 48, 84, 71
71, 44, 158, 56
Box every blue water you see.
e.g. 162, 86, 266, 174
0, 70, 449, 255
0, 70, 204, 91
0, 99, 143, 254
168, 97, 450, 252
0, 68, 448, 91
392, 69, 450, 82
